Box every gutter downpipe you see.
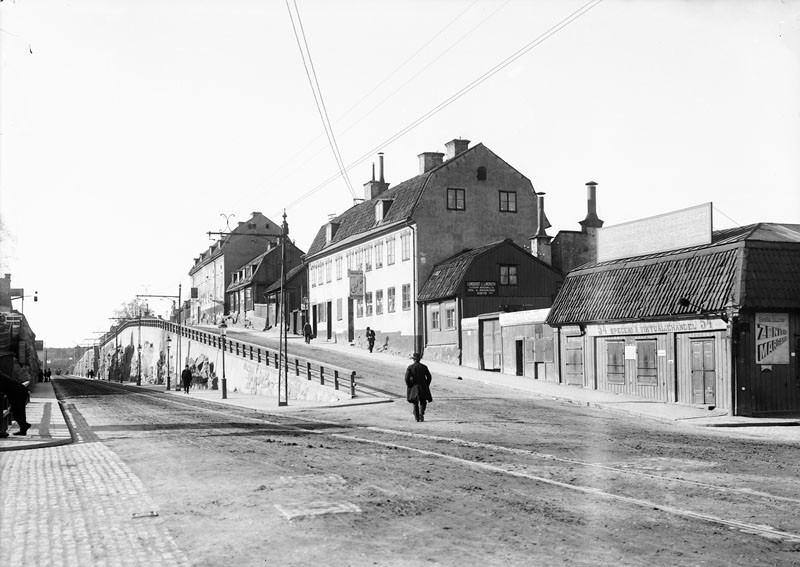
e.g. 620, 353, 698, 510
408, 220, 421, 354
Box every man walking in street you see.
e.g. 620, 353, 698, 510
405, 352, 432, 422
181, 364, 193, 394
303, 321, 313, 344
366, 327, 375, 353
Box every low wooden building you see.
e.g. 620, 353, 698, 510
546, 223, 800, 416
418, 239, 563, 364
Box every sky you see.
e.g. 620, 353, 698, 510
1, 0, 798, 348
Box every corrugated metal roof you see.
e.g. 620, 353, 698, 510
417, 239, 511, 301
546, 222, 800, 325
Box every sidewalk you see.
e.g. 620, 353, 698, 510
0, 381, 72, 452
233, 326, 800, 429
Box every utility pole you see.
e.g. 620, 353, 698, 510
278, 211, 289, 407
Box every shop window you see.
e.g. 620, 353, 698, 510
636, 340, 658, 385
607, 340, 625, 385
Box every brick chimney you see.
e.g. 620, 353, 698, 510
418, 152, 444, 174
363, 152, 390, 200
530, 193, 552, 265
444, 138, 470, 160
579, 181, 604, 234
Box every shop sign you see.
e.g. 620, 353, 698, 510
348, 270, 364, 298
587, 319, 727, 336
755, 313, 789, 364
466, 281, 497, 296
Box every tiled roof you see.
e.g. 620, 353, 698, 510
546, 223, 800, 324
265, 263, 307, 294
417, 239, 512, 302
226, 247, 278, 292
306, 144, 484, 257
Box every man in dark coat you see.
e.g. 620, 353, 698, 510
181, 364, 193, 394
0, 371, 31, 436
303, 321, 313, 344
405, 352, 432, 422
366, 327, 376, 353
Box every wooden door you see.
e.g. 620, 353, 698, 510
564, 336, 584, 386
481, 319, 501, 371
691, 339, 716, 405
515, 340, 524, 376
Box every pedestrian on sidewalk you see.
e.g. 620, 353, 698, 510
405, 352, 432, 422
0, 371, 31, 436
366, 327, 375, 353
303, 321, 313, 344
181, 364, 193, 394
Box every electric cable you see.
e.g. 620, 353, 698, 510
276, 0, 604, 214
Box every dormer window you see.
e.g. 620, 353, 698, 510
326, 221, 339, 243
375, 199, 393, 223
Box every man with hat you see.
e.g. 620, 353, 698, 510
405, 352, 432, 422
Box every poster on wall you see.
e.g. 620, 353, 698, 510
755, 313, 790, 365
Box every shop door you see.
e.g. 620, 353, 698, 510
564, 336, 584, 386
691, 339, 716, 405
481, 319, 501, 371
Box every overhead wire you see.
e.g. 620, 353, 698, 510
277, 0, 605, 214
263, 0, 483, 189
285, 0, 356, 199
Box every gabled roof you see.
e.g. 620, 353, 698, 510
226, 246, 279, 292
265, 263, 307, 294
306, 144, 487, 257
418, 239, 533, 302
546, 223, 800, 325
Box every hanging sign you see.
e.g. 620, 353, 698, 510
348, 270, 365, 298
755, 313, 789, 364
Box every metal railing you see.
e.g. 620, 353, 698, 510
99, 317, 356, 398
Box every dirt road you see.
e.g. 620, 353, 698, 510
53, 375, 800, 567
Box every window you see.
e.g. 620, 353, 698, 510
346, 251, 354, 271
402, 284, 411, 311
477, 166, 487, 181
376, 290, 383, 315
500, 265, 518, 286
318, 304, 327, 323
365, 292, 373, 317
431, 310, 440, 330
356, 297, 363, 318
355, 248, 363, 271
365, 246, 372, 271
387, 287, 396, 313
336, 298, 343, 321
447, 188, 465, 210
325, 259, 332, 283
445, 306, 455, 329
499, 191, 517, 212
335, 256, 343, 280
636, 340, 658, 385
311, 265, 316, 288
401, 233, 411, 261
607, 341, 625, 385
386, 237, 396, 265
375, 242, 383, 269
318, 263, 324, 285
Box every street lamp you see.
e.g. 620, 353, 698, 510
166, 335, 172, 391
219, 321, 227, 399
137, 344, 142, 386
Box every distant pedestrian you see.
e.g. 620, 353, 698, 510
303, 321, 313, 344
181, 364, 193, 394
366, 327, 375, 353
45, 368, 51, 382
0, 371, 31, 436
405, 352, 432, 422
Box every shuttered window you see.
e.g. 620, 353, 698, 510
607, 340, 625, 384
636, 340, 658, 385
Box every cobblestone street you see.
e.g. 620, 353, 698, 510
0, 443, 189, 566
